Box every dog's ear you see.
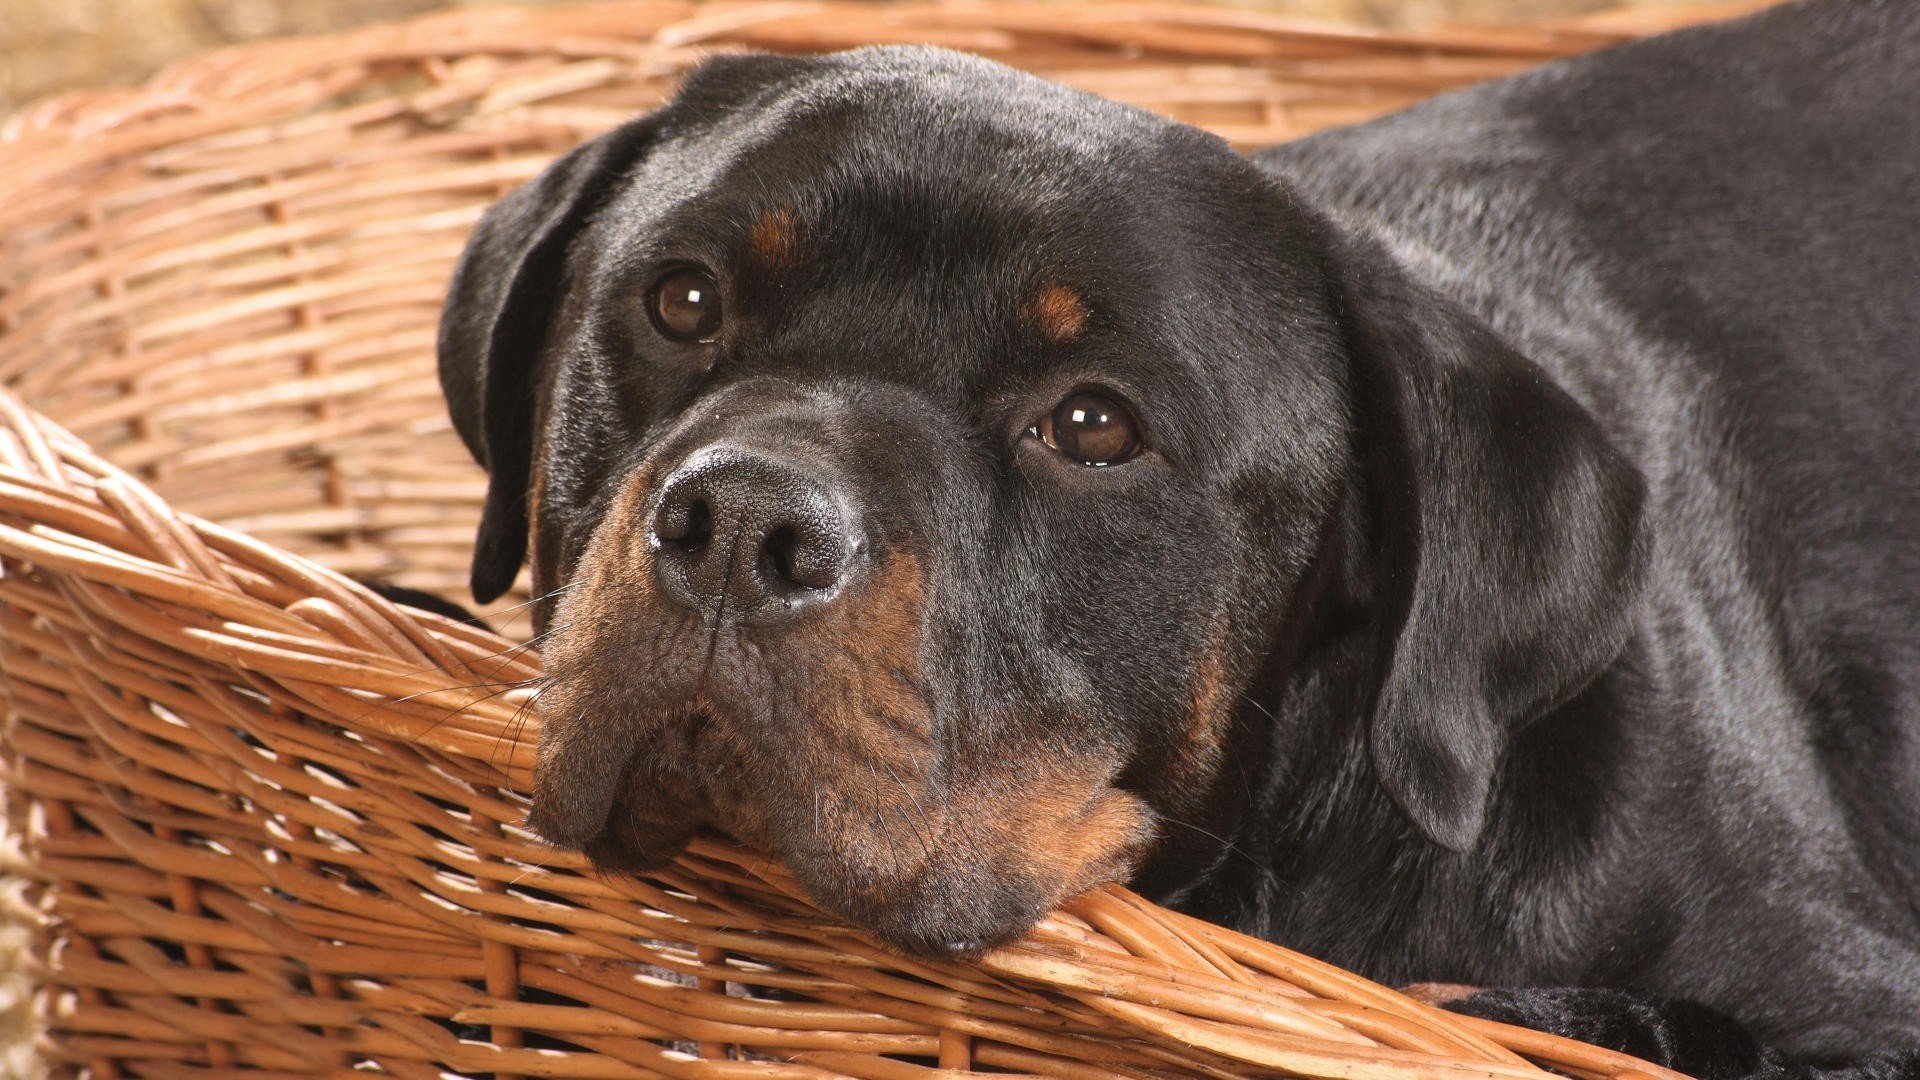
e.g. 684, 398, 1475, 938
438, 54, 823, 604
437, 115, 663, 603
1331, 233, 1649, 852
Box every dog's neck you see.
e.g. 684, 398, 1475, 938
1173, 637, 1672, 988
1147, 468, 1672, 989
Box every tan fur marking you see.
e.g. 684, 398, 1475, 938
527, 430, 550, 581
790, 551, 941, 884
1400, 983, 1483, 1006
747, 207, 804, 271
1189, 636, 1233, 756
541, 461, 662, 667
1154, 626, 1237, 813
1019, 785, 1155, 892
783, 552, 1150, 905
1027, 282, 1090, 343
793, 550, 929, 738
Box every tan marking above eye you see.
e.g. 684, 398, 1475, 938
1027, 282, 1090, 343
747, 207, 804, 271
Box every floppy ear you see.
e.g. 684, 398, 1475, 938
437, 115, 663, 603
1331, 234, 1649, 852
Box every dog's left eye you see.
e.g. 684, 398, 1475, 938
648, 266, 723, 343
1031, 388, 1142, 466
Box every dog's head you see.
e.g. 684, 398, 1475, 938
438, 47, 1646, 956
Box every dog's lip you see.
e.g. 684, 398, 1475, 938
525, 790, 617, 850
526, 722, 654, 850
528, 703, 1138, 959
526, 706, 712, 851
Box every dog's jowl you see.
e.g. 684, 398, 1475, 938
438, 1, 1920, 1073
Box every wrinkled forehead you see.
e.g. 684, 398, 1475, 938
600, 49, 1184, 285
584, 55, 1206, 391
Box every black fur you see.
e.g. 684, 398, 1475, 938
437, 115, 668, 602
360, 581, 489, 627
436, 0, 1920, 1073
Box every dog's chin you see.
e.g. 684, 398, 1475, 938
536, 801, 1052, 957
526, 806, 687, 870
525, 672, 1155, 959
531, 784, 1148, 962
525, 772, 704, 876
819, 871, 1062, 960
577, 817, 699, 876
779, 789, 1157, 960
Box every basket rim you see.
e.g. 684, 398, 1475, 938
0, 0, 1770, 161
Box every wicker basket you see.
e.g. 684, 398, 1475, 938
0, 2, 1765, 1076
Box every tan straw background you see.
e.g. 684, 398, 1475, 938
4, 0, 1718, 113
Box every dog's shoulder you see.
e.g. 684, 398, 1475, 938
1255, 0, 1919, 312
1255, 0, 1920, 491
1259, 0, 1920, 230
1243, 7, 1920, 1053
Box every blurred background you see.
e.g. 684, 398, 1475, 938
4, 0, 1708, 113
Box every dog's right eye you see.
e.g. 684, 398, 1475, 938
648, 266, 723, 343
1031, 388, 1143, 467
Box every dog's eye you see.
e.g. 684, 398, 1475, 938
648, 266, 723, 343
1032, 388, 1142, 466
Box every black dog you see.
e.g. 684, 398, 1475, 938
436, 0, 1920, 1073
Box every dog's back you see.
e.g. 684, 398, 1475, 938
1265, 0, 1920, 529
1261, 0, 1920, 1051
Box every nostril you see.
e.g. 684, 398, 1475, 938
761, 523, 844, 592
682, 498, 712, 550
655, 493, 712, 553
763, 526, 800, 584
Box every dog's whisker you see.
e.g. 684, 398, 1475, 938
385, 675, 543, 709
477, 623, 569, 684
862, 758, 912, 874
487, 581, 579, 622
381, 619, 566, 683
380, 679, 540, 746
493, 682, 552, 771
1159, 815, 1301, 901
1236, 689, 1278, 725
874, 752, 940, 867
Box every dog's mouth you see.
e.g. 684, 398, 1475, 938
524, 701, 719, 872
535, 715, 706, 876
526, 694, 1158, 958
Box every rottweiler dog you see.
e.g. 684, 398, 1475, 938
435, 0, 1920, 1074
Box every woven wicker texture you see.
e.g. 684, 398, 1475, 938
0, 2, 1765, 1076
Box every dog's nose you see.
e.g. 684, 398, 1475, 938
650, 447, 860, 622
